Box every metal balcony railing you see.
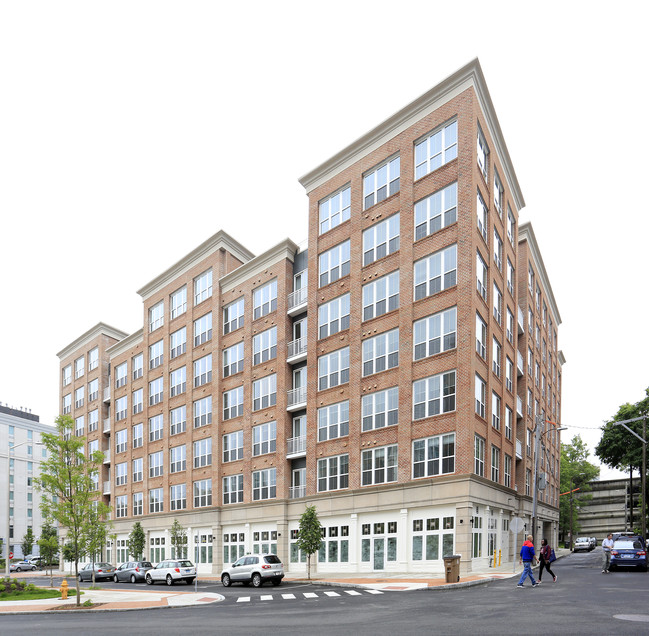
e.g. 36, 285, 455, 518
287, 435, 307, 456
287, 337, 307, 360
288, 287, 308, 313
289, 485, 306, 499
287, 386, 307, 409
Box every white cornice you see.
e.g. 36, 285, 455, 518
57, 323, 129, 360
137, 230, 255, 301
298, 58, 525, 211
106, 328, 144, 359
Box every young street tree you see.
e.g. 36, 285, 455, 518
296, 505, 322, 580
21, 527, 35, 559
37, 521, 60, 587
128, 521, 146, 562
38, 414, 110, 606
170, 519, 187, 559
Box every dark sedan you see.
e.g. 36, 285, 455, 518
610, 539, 647, 571
78, 562, 116, 581
113, 561, 153, 583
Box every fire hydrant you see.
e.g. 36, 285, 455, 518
60, 579, 68, 600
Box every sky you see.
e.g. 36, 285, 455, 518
1, 1, 647, 480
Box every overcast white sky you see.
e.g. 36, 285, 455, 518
1, 1, 647, 480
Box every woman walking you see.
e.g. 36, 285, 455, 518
538, 538, 557, 583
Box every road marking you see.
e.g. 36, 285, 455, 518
282, 593, 296, 599
304, 592, 318, 598
366, 589, 384, 595
236, 596, 250, 602
324, 591, 340, 597
344, 590, 362, 596
260, 595, 273, 601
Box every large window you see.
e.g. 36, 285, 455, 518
491, 446, 500, 483
149, 488, 163, 513
170, 484, 187, 511
194, 269, 212, 305
133, 492, 143, 516
194, 313, 212, 347
474, 435, 485, 477
223, 474, 244, 505
223, 387, 243, 420
132, 423, 143, 449
253, 327, 277, 365
317, 401, 349, 441
318, 347, 350, 391
253, 279, 277, 320
193, 438, 212, 468
115, 462, 127, 486
170, 405, 186, 436
414, 244, 457, 300
149, 377, 163, 406
149, 340, 163, 370
132, 353, 143, 380
363, 213, 399, 266
149, 414, 163, 442
115, 362, 127, 388
223, 342, 245, 377
223, 430, 243, 463
414, 120, 457, 179
170, 285, 187, 319
476, 313, 487, 359
223, 297, 244, 334
253, 421, 277, 456
494, 169, 504, 216
362, 271, 399, 320
492, 392, 501, 430
412, 516, 455, 562
132, 457, 143, 482
170, 366, 186, 397
193, 354, 212, 387
362, 329, 399, 376
115, 396, 127, 421
413, 433, 455, 478
149, 451, 163, 478
362, 387, 398, 431
317, 454, 349, 492
115, 495, 128, 518
475, 373, 486, 418
88, 347, 99, 372
476, 190, 488, 242
477, 252, 487, 302
363, 155, 400, 209
413, 306, 457, 360
252, 468, 277, 501
413, 370, 456, 420
319, 186, 351, 234
414, 182, 457, 240
194, 479, 212, 508
361, 445, 398, 486
194, 395, 212, 428
115, 429, 128, 454
319, 240, 351, 287
318, 294, 350, 339
252, 374, 276, 411
149, 301, 164, 332
477, 125, 489, 180
170, 327, 187, 359
170, 445, 186, 473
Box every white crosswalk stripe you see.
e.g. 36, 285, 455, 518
324, 591, 340, 596
366, 589, 384, 594
344, 590, 362, 596
260, 595, 273, 601
282, 593, 296, 599
303, 592, 318, 598
236, 596, 250, 603
234, 589, 382, 604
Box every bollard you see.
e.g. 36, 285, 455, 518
60, 579, 68, 600
498, 549, 501, 567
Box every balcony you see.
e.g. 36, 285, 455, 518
103, 386, 111, 403
516, 439, 523, 460
517, 351, 524, 376
103, 481, 111, 495
103, 449, 111, 464
287, 386, 307, 411
516, 396, 523, 418
289, 485, 306, 499
103, 418, 111, 434
287, 435, 307, 458
287, 337, 308, 364
287, 287, 307, 316
518, 306, 525, 335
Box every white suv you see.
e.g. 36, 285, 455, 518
145, 559, 196, 586
221, 554, 284, 587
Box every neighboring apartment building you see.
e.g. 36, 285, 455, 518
0, 404, 53, 559
56, 59, 563, 575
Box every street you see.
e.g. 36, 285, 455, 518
2, 549, 648, 635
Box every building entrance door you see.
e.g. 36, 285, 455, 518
373, 538, 385, 570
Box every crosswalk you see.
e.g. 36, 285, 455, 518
235, 589, 384, 603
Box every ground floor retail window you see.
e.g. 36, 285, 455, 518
194, 533, 213, 564
412, 516, 454, 561
116, 539, 128, 564
289, 529, 307, 563
472, 515, 483, 558
223, 533, 246, 564
252, 530, 277, 555
317, 525, 350, 564
361, 522, 398, 570
150, 537, 166, 563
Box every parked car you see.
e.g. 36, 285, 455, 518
145, 560, 196, 586
10, 560, 36, 572
78, 562, 116, 581
589, 537, 597, 549
113, 561, 154, 583
610, 538, 648, 571
573, 537, 592, 552
221, 554, 284, 588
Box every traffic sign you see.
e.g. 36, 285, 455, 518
9, 551, 13, 559
510, 517, 524, 533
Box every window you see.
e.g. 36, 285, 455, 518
413, 306, 456, 360
170, 327, 187, 359
253, 421, 277, 456
170, 286, 187, 319
476, 190, 488, 242
414, 244, 457, 300
149, 340, 163, 370
132, 388, 143, 415
494, 169, 504, 216
476, 313, 487, 359
194, 270, 212, 305
506, 357, 513, 392
194, 438, 212, 468
115, 462, 128, 486
223, 297, 244, 334
253, 327, 277, 365
115, 495, 128, 518
193, 354, 212, 388
319, 240, 350, 287
223, 342, 244, 377
363, 213, 400, 266
318, 347, 350, 391
412, 516, 454, 561
506, 308, 514, 344
476, 252, 487, 301
361, 445, 398, 486
414, 120, 457, 179
149, 301, 164, 332
318, 294, 350, 339
222, 387, 243, 421
505, 406, 513, 440
506, 258, 515, 296
132, 457, 143, 483
413, 433, 455, 477
149, 415, 163, 442
88, 409, 99, 432
493, 228, 502, 272
363, 155, 400, 209
507, 205, 516, 245
132, 353, 143, 380
474, 435, 485, 476
170, 484, 186, 511
170, 445, 186, 473
492, 337, 501, 377
149, 488, 163, 513
223, 474, 244, 504
149, 377, 163, 406
362, 329, 399, 376
504, 454, 512, 488
475, 374, 486, 418
194, 479, 212, 508
132, 423, 143, 449
115, 395, 128, 421
133, 492, 143, 516
88, 378, 98, 403
62, 394, 71, 415
62, 364, 72, 386
413, 370, 456, 419
115, 429, 127, 454
170, 405, 186, 436
170, 366, 186, 397
88, 347, 99, 372
317, 454, 349, 492
319, 185, 351, 234
149, 451, 163, 478
74, 415, 84, 436
525, 469, 531, 496
194, 313, 212, 347
492, 392, 501, 430
253, 280, 277, 320
477, 125, 489, 179
194, 396, 212, 427
362, 271, 399, 320
75, 355, 85, 379
252, 468, 277, 500
317, 401, 349, 441
414, 182, 457, 241
252, 374, 276, 411
493, 283, 502, 324
223, 430, 243, 463
362, 387, 398, 431
75, 386, 84, 409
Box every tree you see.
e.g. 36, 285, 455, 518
38, 521, 60, 587
128, 522, 146, 561
559, 435, 599, 548
21, 527, 35, 558
296, 505, 322, 580
170, 519, 187, 559
38, 414, 110, 606
82, 504, 112, 585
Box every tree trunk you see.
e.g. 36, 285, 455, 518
307, 554, 311, 580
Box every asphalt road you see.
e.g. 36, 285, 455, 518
2, 548, 648, 635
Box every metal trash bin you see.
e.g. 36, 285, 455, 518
443, 554, 461, 583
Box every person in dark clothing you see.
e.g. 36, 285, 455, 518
538, 538, 557, 583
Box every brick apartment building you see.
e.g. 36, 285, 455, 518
56, 59, 563, 575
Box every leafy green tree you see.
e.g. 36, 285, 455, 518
128, 522, 146, 561
560, 435, 599, 548
170, 519, 187, 559
38, 414, 110, 606
38, 521, 60, 586
21, 527, 35, 558
82, 505, 112, 585
296, 505, 322, 580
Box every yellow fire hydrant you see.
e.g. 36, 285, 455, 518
60, 579, 68, 600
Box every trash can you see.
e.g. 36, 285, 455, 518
444, 554, 461, 583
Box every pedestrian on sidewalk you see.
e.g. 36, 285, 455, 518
517, 534, 539, 588
602, 533, 614, 573
538, 539, 557, 583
